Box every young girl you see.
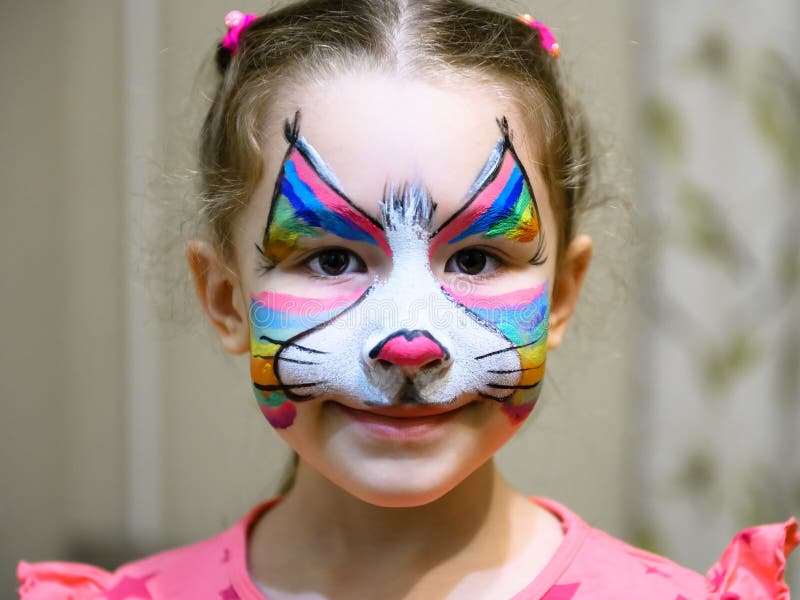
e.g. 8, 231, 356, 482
18, 1, 797, 598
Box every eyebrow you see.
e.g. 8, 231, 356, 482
429, 118, 542, 256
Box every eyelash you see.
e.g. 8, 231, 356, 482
255, 244, 362, 278
303, 247, 366, 277
446, 236, 548, 279
444, 247, 502, 279
528, 234, 548, 266
255, 243, 275, 275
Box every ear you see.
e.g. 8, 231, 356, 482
186, 240, 250, 355
547, 234, 593, 350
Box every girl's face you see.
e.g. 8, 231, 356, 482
228, 71, 566, 506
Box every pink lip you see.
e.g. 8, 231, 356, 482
334, 403, 463, 441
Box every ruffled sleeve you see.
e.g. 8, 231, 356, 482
17, 560, 113, 599
705, 517, 799, 600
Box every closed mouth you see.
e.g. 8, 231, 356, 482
331, 401, 468, 440
336, 402, 466, 419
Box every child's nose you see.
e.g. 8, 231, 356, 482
368, 329, 450, 374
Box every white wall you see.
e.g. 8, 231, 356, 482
0, 0, 126, 588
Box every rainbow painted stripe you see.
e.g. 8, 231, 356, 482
444, 282, 549, 424
431, 142, 540, 256
263, 138, 390, 264
249, 289, 364, 428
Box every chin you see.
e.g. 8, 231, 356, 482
285, 401, 510, 507
323, 453, 479, 508
342, 480, 458, 508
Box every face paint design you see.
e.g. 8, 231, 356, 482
251, 114, 548, 428
261, 117, 390, 266
250, 290, 366, 428
430, 116, 548, 422
430, 117, 542, 258
442, 284, 548, 424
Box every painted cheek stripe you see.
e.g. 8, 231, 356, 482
442, 282, 546, 310
444, 282, 549, 425
251, 289, 365, 314
444, 283, 549, 350
250, 290, 365, 351
248, 288, 365, 429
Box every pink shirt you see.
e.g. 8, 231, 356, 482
18, 498, 798, 599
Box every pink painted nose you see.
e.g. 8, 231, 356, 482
370, 330, 448, 368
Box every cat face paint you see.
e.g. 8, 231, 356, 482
250, 114, 548, 429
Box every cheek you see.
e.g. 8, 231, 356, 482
250, 335, 298, 429
270, 401, 323, 451
502, 304, 549, 424
446, 282, 550, 425
256, 395, 298, 430
248, 290, 365, 430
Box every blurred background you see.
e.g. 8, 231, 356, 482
1, 0, 797, 594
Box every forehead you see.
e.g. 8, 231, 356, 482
263, 70, 545, 223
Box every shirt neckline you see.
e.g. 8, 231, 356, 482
226, 496, 589, 599
509, 497, 590, 598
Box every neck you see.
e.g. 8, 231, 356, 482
289, 458, 505, 559
248, 458, 534, 594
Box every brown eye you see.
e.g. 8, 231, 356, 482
445, 248, 500, 276
307, 248, 366, 276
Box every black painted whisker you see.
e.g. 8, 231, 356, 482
277, 357, 320, 366
486, 381, 543, 391
488, 361, 546, 374
259, 335, 329, 354
254, 381, 323, 392
474, 334, 545, 360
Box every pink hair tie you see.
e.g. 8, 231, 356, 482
222, 10, 258, 53
517, 14, 560, 58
